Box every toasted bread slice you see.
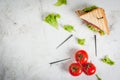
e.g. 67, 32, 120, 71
76, 8, 109, 35
75, 10, 86, 16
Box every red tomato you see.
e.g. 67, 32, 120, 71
69, 63, 82, 76
82, 62, 96, 75
75, 50, 88, 64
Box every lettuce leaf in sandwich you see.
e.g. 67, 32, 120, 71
82, 6, 98, 12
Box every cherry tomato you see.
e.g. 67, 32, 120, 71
69, 63, 82, 76
75, 50, 88, 64
82, 62, 96, 75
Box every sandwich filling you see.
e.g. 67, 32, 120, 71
83, 20, 105, 35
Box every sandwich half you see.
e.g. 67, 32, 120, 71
75, 6, 110, 35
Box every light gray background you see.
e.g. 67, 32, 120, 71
0, 0, 120, 80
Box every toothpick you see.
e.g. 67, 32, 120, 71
50, 58, 71, 65
94, 35, 97, 56
56, 34, 73, 49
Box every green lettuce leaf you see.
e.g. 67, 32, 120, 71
87, 24, 105, 35
101, 55, 115, 66
44, 13, 61, 29
54, 0, 67, 6
99, 30, 105, 36
77, 38, 85, 45
63, 25, 75, 32
96, 74, 102, 80
83, 6, 98, 12
87, 24, 99, 32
